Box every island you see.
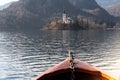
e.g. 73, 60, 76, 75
44, 12, 89, 30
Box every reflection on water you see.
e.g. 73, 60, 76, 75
0, 30, 120, 80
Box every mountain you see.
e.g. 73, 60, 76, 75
105, 3, 120, 17
0, 0, 116, 30
0, 2, 13, 10
96, 0, 120, 7
0, 6, 3, 10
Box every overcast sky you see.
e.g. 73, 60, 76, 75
0, 0, 18, 6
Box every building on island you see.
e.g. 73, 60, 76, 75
62, 11, 73, 24
44, 11, 85, 30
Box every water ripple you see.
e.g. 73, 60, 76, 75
0, 30, 120, 80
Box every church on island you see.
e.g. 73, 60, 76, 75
62, 11, 73, 24
44, 11, 84, 30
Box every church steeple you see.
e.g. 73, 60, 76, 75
62, 11, 73, 24
62, 11, 67, 24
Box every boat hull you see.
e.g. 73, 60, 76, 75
33, 58, 115, 80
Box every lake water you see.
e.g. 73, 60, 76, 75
0, 30, 120, 80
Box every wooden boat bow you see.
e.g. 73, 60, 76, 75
33, 52, 115, 80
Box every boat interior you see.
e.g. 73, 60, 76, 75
39, 71, 108, 80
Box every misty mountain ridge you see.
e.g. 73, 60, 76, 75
105, 3, 120, 17
96, 0, 120, 7
0, 0, 117, 30
0, 2, 13, 10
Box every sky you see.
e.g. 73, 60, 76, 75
0, 0, 18, 6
